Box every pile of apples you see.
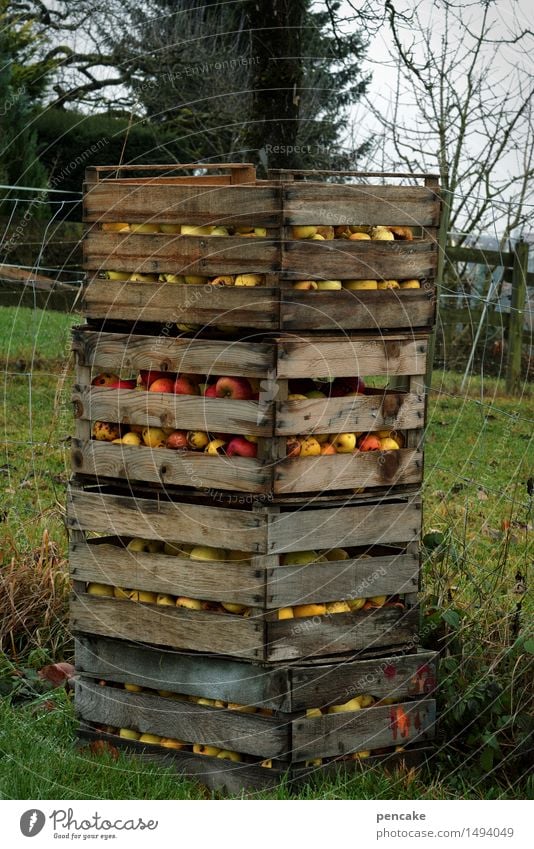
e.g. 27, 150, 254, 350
292, 278, 420, 291
105, 679, 273, 716
102, 222, 269, 237
290, 224, 414, 241
103, 270, 265, 287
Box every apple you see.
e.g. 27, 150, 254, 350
293, 603, 327, 618
306, 708, 323, 717
277, 607, 294, 620
193, 744, 221, 756
221, 602, 248, 615
254, 226, 267, 237
203, 383, 218, 399
148, 377, 175, 394
210, 226, 229, 236
190, 545, 225, 562
234, 274, 263, 287
352, 751, 371, 759
400, 279, 421, 289
180, 224, 212, 236
164, 542, 191, 557
227, 550, 250, 563
211, 275, 235, 286
379, 436, 400, 450
292, 280, 318, 290
92, 421, 121, 442
156, 594, 175, 606
119, 728, 141, 740
334, 225, 351, 238
124, 682, 143, 693
205, 439, 227, 456
311, 234, 325, 239
236, 225, 254, 234
128, 273, 159, 282
325, 548, 349, 561
369, 595, 387, 606
142, 426, 167, 448
109, 379, 137, 389
288, 393, 308, 401
173, 375, 200, 395
92, 372, 120, 387
217, 750, 242, 762
377, 279, 400, 289
102, 222, 129, 233
159, 224, 182, 234
139, 733, 162, 744
299, 437, 322, 457
160, 273, 185, 283
165, 430, 188, 450
227, 703, 256, 714
113, 587, 137, 600
325, 601, 351, 614
316, 280, 342, 290
316, 226, 334, 240
183, 275, 206, 285
358, 435, 381, 451
328, 697, 362, 714
349, 232, 371, 240
306, 390, 327, 399
260, 759, 273, 769
342, 280, 378, 290
87, 582, 114, 597
291, 226, 317, 239
281, 550, 318, 566
160, 738, 186, 749
176, 597, 203, 610
112, 432, 142, 446
187, 430, 209, 450
286, 438, 301, 458
130, 223, 160, 234
137, 590, 158, 604
332, 432, 356, 453
139, 369, 170, 388
215, 376, 252, 400
105, 271, 131, 280
320, 443, 337, 455
359, 694, 375, 708
331, 376, 365, 396
369, 226, 394, 240
226, 436, 257, 458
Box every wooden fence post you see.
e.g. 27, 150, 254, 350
425, 174, 450, 391
505, 240, 528, 395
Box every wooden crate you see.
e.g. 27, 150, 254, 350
74, 635, 436, 790
68, 483, 422, 663
82, 164, 440, 332
72, 326, 427, 495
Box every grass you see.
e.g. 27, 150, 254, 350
0, 306, 532, 799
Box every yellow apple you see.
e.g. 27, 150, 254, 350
377, 279, 400, 289
370, 226, 394, 240
204, 439, 227, 456
92, 421, 121, 442
260, 759, 273, 768
141, 426, 167, 447
181, 224, 212, 236
316, 280, 342, 290
306, 708, 322, 717
156, 594, 175, 606
311, 233, 325, 240
159, 224, 182, 234
160, 738, 186, 749
124, 682, 143, 693
105, 270, 131, 280
87, 582, 114, 597
300, 436, 322, 457
236, 226, 254, 234
325, 601, 351, 614
234, 273, 264, 287
352, 750, 371, 759
226, 549, 251, 563
305, 758, 323, 766
102, 222, 130, 233
137, 590, 158, 604
217, 750, 242, 762
128, 273, 159, 283
183, 275, 206, 285
288, 393, 308, 401
325, 548, 349, 561
187, 430, 209, 450
130, 223, 160, 234
221, 602, 248, 615
113, 587, 136, 601
347, 597, 366, 611
210, 226, 229, 236
379, 436, 400, 450
369, 595, 388, 606
333, 432, 356, 453
291, 225, 317, 239
281, 550, 318, 566
160, 273, 185, 283
176, 596, 203, 610
359, 694, 375, 708
119, 728, 141, 740
277, 607, 294, 620
163, 542, 191, 557
190, 545, 225, 562
328, 697, 362, 714
343, 279, 378, 290
193, 744, 221, 756
349, 232, 371, 240
293, 280, 318, 290
293, 603, 327, 618
127, 538, 150, 553
316, 225, 334, 239
196, 697, 216, 707
227, 703, 256, 714
400, 279, 421, 289
210, 275, 235, 286
254, 227, 267, 237
112, 432, 141, 446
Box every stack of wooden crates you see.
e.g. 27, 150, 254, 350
69, 163, 441, 792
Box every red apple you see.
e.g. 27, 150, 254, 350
139, 369, 171, 388
166, 430, 188, 450
226, 436, 258, 458
108, 379, 137, 389
215, 376, 252, 400
331, 376, 366, 397
148, 377, 176, 394
173, 375, 200, 396
92, 372, 120, 387
204, 384, 218, 397
358, 434, 381, 451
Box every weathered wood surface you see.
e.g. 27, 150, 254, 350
282, 240, 437, 280
84, 233, 279, 275
276, 449, 423, 494
71, 595, 264, 659
75, 634, 437, 711
71, 438, 269, 494
82, 279, 279, 327
283, 183, 441, 227
84, 183, 280, 226
265, 606, 420, 662
279, 288, 436, 331
275, 390, 424, 435
72, 328, 274, 375
276, 335, 428, 378
73, 386, 272, 436
76, 678, 289, 758
67, 486, 269, 551
291, 699, 436, 760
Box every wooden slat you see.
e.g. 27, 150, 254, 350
75, 634, 291, 709
274, 449, 423, 494
84, 183, 280, 226
267, 552, 419, 607
67, 487, 268, 552
276, 336, 428, 378
82, 279, 278, 328
268, 500, 421, 552
282, 240, 437, 280
280, 288, 436, 331
71, 595, 264, 659
283, 184, 441, 227
289, 650, 437, 710
84, 232, 279, 275
72, 328, 274, 376
266, 606, 419, 662
446, 245, 512, 267
70, 539, 266, 606
70, 439, 269, 494
291, 699, 436, 760
73, 386, 272, 436
75, 679, 289, 759
275, 390, 424, 435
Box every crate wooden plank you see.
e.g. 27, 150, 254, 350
267, 552, 419, 607
71, 438, 269, 494
276, 335, 428, 379
72, 328, 275, 376
291, 699, 436, 760
282, 240, 437, 280
71, 595, 264, 659
275, 449, 422, 494
269, 500, 421, 552
82, 280, 279, 328
275, 391, 424, 435
279, 288, 436, 331
84, 233, 279, 275
76, 679, 288, 758
266, 606, 419, 662
84, 183, 280, 226
70, 539, 266, 606
73, 386, 272, 436
75, 635, 290, 709
283, 184, 441, 227
67, 487, 268, 552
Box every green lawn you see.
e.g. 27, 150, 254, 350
0, 306, 532, 800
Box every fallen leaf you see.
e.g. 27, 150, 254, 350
84, 740, 119, 760
38, 662, 75, 687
